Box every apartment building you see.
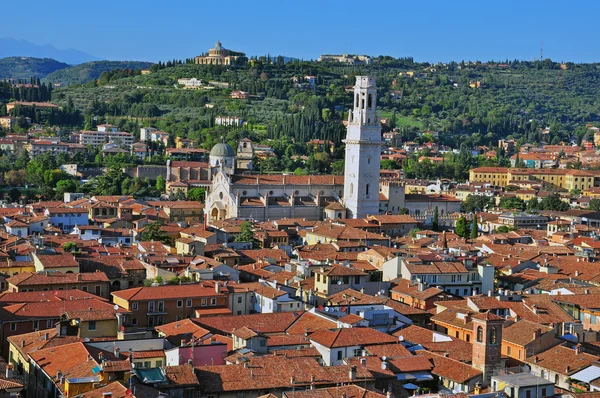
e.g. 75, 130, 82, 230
79, 130, 135, 148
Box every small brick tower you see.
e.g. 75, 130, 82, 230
471, 311, 504, 381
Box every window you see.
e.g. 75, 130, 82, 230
211, 298, 217, 306
144, 361, 151, 369
368, 94, 373, 108
81, 286, 88, 292
237, 297, 243, 304
186, 299, 192, 307
177, 300, 183, 308
148, 302, 154, 312
366, 184, 370, 195
455, 331, 459, 338
201, 299, 207, 306
132, 318, 138, 325
157, 316, 164, 326
490, 327, 497, 344
507, 346, 511, 356
354, 276, 360, 284
46, 320, 53, 328
132, 302, 138, 310
541, 388, 546, 397
156, 360, 163, 368
555, 375, 559, 385
9, 323, 16, 332
337, 351, 343, 360
148, 317, 155, 327
350, 183, 354, 196
157, 301, 164, 312
88, 321, 97, 331
95, 285, 101, 295
33, 320, 39, 330
476, 326, 483, 343
259, 339, 266, 347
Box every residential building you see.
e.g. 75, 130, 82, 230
79, 130, 135, 148
5, 272, 110, 298
44, 207, 89, 232
111, 284, 228, 329
491, 373, 555, 398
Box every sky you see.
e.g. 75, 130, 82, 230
1, 0, 599, 63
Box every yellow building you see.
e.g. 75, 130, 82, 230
469, 167, 510, 187
470, 167, 599, 191
194, 41, 243, 65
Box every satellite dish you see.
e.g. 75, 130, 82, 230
114, 304, 119, 311
337, 280, 342, 285
379, 289, 385, 295
324, 307, 330, 312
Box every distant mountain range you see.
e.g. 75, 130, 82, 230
0, 56, 153, 85
0, 37, 101, 65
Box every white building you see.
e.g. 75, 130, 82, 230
215, 116, 243, 127
140, 127, 158, 141
177, 78, 204, 89
343, 76, 382, 218
79, 130, 135, 148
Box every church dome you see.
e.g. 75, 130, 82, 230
210, 142, 235, 158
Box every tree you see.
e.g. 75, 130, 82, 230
187, 187, 206, 202
538, 194, 570, 211
461, 195, 493, 213
235, 221, 255, 244
432, 206, 439, 232
63, 242, 79, 253
55, 179, 78, 197
399, 208, 409, 215
140, 221, 171, 244
455, 216, 470, 238
470, 216, 478, 240
155, 175, 166, 192
7, 188, 20, 203
499, 196, 525, 210
589, 198, 600, 211
4, 170, 27, 186
381, 160, 399, 170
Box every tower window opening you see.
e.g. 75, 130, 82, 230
366, 184, 370, 195
356, 94, 359, 108
350, 183, 354, 195
368, 94, 373, 108
361, 99, 365, 109
476, 326, 483, 342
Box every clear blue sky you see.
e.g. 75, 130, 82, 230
2, 0, 598, 63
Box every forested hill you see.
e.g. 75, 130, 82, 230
52, 58, 600, 152
44, 60, 154, 85
0, 57, 70, 79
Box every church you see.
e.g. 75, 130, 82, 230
204, 76, 405, 222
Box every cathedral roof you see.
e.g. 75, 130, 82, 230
210, 142, 235, 158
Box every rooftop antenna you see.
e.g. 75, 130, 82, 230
539, 42, 544, 61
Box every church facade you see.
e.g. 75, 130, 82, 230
204, 76, 404, 222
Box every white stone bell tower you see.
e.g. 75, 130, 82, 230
343, 76, 382, 219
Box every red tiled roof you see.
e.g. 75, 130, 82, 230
309, 327, 397, 348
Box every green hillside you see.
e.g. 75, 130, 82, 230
0, 56, 70, 80
45, 60, 154, 85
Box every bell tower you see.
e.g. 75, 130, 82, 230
472, 311, 504, 382
343, 76, 382, 219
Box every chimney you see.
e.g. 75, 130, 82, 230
534, 356, 539, 363
349, 365, 357, 381
418, 282, 425, 292
387, 391, 393, 398
310, 375, 315, 389
113, 347, 120, 357
44, 332, 49, 340
5, 364, 13, 379
534, 329, 541, 340
575, 344, 583, 355
21, 340, 25, 348
87, 354, 92, 361
360, 357, 367, 366
290, 376, 295, 385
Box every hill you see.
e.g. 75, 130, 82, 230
45, 60, 154, 85
0, 57, 70, 80
0, 37, 99, 65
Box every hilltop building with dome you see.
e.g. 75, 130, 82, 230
204, 76, 406, 222
194, 41, 244, 66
